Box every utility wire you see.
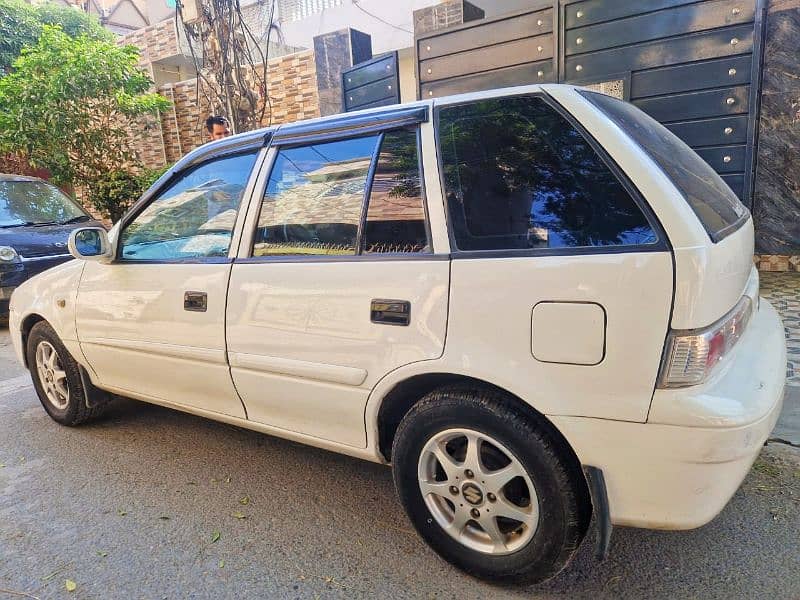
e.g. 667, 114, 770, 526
351, 0, 412, 35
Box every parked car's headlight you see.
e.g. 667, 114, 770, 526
0, 246, 19, 262
657, 296, 753, 388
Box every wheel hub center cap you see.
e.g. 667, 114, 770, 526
461, 482, 484, 506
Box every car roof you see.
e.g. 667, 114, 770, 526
170, 82, 569, 174
0, 173, 47, 183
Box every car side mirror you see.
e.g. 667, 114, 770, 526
68, 227, 113, 263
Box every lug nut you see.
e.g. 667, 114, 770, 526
465, 469, 474, 479
449, 485, 459, 495
470, 508, 480, 519
487, 492, 497, 502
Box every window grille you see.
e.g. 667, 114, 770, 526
277, 0, 343, 22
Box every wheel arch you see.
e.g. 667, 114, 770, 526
373, 372, 585, 479
20, 313, 47, 368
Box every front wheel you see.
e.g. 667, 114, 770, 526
27, 321, 108, 426
391, 387, 590, 584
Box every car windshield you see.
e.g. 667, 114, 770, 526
580, 90, 749, 242
0, 180, 89, 227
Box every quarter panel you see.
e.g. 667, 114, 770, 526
445, 253, 673, 421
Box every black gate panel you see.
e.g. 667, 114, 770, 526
342, 52, 400, 112
415, 3, 557, 100
409, 0, 766, 206
562, 0, 766, 206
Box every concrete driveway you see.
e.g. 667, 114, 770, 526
1, 329, 798, 599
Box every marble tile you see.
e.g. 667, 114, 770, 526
753, 3, 800, 255
313, 29, 372, 116
761, 4, 800, 94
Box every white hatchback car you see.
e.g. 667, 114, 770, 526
10, 84, 786, 584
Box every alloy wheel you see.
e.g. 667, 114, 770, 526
417, 428, 539, 555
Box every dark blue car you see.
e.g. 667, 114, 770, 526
0, 174, 103, 316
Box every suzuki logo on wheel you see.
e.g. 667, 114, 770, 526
462, 483, 484, 506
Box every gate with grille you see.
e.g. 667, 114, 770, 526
414, 0, 766, 207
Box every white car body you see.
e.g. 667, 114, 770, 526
9, 84, 785, 534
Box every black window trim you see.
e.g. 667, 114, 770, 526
433, 91, 671, 260
115, 147, 263, 264
246, 124, 435, 263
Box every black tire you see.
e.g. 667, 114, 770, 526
391, 386, 591, 584
26, 320, 108, 426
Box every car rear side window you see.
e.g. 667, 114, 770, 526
437, 95, 657, 252
581, 90, 748, 242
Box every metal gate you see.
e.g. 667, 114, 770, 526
341, 51, 401, 112
414, 0, 766, 207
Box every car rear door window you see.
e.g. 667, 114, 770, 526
253, 135, 378, 256
437, 95, 657, 252
581, 90, 748, 242
253, 129, 430, 257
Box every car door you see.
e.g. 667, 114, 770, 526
226, 116, 450, 447
75, 147, 263, 418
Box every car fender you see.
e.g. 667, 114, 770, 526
10, 259, 87, 368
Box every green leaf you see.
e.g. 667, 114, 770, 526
218, 559, 225, 569
211, 531, 220, 543
97, 551, 108, 557
231, 512, 246, 520
117, 509, 127, 516
239, 496, 250, 506
65, 579, 77, 592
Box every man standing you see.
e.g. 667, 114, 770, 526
205, 115, 231, 141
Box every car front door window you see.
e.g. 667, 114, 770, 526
120, 151, 258, 261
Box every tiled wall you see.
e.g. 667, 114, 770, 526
130, 50, 321, 167
119, 19, 181, 65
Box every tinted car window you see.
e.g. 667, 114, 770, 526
581, 90, 748, 242
0, 181, 88, 227
120, 151, 257, 260
363, 128, 429, 254
253, 135, 379, 256
437, 95, 657, 252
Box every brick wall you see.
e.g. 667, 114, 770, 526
119, 19, 181, 65
132, 49, 321, 168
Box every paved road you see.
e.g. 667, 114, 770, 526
0, 328, 798, 600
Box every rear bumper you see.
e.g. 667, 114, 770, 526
552, 299, 786, 530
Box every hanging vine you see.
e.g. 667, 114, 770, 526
176, 0, 280, 136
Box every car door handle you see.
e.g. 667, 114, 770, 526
370, 299, 410, 326
184, 291, 208, 312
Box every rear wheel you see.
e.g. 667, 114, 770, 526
392, 386, 590, 584
27, 321, 108, 425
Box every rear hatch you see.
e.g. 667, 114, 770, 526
580, 89, 755, 331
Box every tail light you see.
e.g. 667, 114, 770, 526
657, 296, 753, 388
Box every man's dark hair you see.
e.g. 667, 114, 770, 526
205, 115, 229, 133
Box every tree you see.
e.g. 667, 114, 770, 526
179, 0, 280, 134
0, 26, 170, 218
0, 0, 111, 74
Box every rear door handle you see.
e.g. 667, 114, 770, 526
184, 291, 208, 312
371, 299, 410, 326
